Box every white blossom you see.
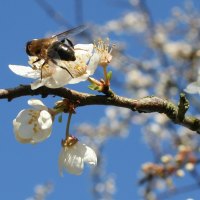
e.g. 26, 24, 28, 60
126, 69, 153, 88
59, 138, 97, 175
184, 69, 200, 94
13, 99, 53, 144
67, 44, 100, 84
9, 44, 100, 89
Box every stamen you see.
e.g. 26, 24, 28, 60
94, 38, 113, 67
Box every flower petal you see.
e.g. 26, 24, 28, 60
48, 67, 72, 88
68, 73, 89, 84
64, 154, 84, 175
59, 148, 84, 175
31, 79, 49, 90
28, 99, 47, 110
83, 145, 97, 166
32, 127, 52, 143
13, 109, 36, 143
58, 142, 97, 175
74, 44, 94, 53
87, 53, 100, 75
63, 143, 86, 175
9, 65, 40, 79
38, 110, 52, 130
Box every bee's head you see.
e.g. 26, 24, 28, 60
25, 39, 39, 56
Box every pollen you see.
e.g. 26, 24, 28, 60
68, 56, 87, 78
33, 123, 40, 133
74, 63, 87, 76
28, 110, 40, 133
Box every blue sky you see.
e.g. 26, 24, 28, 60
1, 0, 200, 200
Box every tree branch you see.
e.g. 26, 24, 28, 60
0, 85, 200, 133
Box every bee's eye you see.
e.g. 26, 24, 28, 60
26, 41, 32, 55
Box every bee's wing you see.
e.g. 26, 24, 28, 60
53, 25, 88, 41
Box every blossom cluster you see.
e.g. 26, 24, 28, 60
9, 39, 113, 175
13, 99, 97, 175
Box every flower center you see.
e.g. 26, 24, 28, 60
68, 56, 87, 78
41, 64, 55, 78
28, 110, 40, 133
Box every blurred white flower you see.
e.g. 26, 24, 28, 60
176, 128, 198, 150
126, 69, 153, 88
184, 69, 200, 94
95, 176, 116, 198
25, 183, 53, 200
163, 41, 192, 59
176, 169, 185, 177
153, 31, 167, 46
59, 136, 97, 175
161, 154, 173, 163
104, 12, 147, 33
9, 44, 100, 89
13, 99, 53, 144
185, 162, 195, 171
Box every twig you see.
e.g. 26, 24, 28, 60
1, 85, 200, 133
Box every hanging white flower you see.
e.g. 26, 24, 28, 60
13, 99, 53, 144
59, 136, 97, 175
9, 44, 100, 90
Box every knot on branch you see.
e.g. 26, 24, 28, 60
177, 93, 189, 122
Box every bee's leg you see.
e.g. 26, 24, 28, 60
59, 66, 74, 78
30, 58, 41, 70
32, 58, 40, 64
40, 62, 46, 81
51, 59, 74, 78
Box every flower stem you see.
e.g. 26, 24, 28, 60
103, 66, 108, 85
51, 108, 63, 116
65, 112, 73, 139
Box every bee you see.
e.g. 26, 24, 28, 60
25, 25, 87, 78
